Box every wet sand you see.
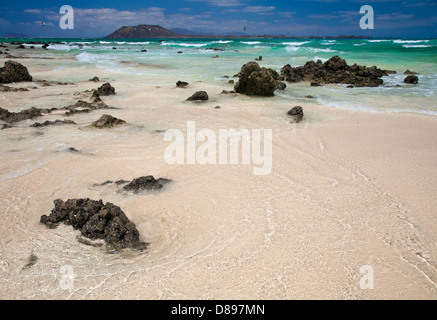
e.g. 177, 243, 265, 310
0, 50, 436, 300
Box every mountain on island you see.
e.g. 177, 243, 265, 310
106, 25, 185, 39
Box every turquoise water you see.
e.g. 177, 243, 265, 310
2, 37, 437, 115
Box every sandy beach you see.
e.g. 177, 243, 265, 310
0, 44, 436, 300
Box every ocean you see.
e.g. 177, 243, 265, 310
4, 37, 436, 115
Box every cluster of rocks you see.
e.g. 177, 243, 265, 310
94, 175, 172, 193
281, 56, 387, 87
40, 198, 147, 251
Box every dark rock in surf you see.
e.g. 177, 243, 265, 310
288, 106, 304, 123
30, 119, 76, 128
123, 176, 171, 193
96, 82, 115, 96
90, 114, 126, 129
176, 81, 189, 88
187, 91, 209, 101
404, 75, 419, 84
281, 55, 385, 87
40, 198, 147, 250
234, 61, 279, 96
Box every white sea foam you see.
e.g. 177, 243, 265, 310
161, 42, 209, 47
367, 39, 391, 43
241, 41, 262, 45
309, 47, 339, 53
212, 40, 233, 44
403, 44, 431, 48
314, 56, 328, 63
393, 40, 429, 44
282, 41, 309, 46
285, 46, 300, 52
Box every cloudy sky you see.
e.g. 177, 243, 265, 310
0, 0, 436, 38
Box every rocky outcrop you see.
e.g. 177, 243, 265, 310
0, 107, 46, 123
234, 62, 279, 96
187, 91, 209, 101
176, 81, 189, 88
404, 75, 419, 84
89, 76, 100, 82
123, 176, 171, 193
288, 106, 304, 123
30, 119, 76, 128
40, 198, 147, 250
96, 83, 115, 96
281, 56, 386, 87
0, 60, 33, 84
0, 84, 29, 92
90, 114, 126, 129
64, 99, 110, 116
404, 69, 418, 75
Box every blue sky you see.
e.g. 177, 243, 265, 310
0, 0, 436, 38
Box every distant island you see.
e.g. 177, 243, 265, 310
105, 25, 372, 39
1, 33, 31, 38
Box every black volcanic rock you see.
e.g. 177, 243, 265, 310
176, 81, 189, 88
40, 198, 147, 250
187, 91, 209, 101
0, 107, 46, 123
234, 61, 279, 96
288, 106, 304, 123
106, 25, 184, 39
96, 83, 115, 96
281, 56, 385, 87
0, 60, 33, 84
90, 114, 126, 129
30, 119, 76, 128
123, 176, 171, 193
404, 75, 419, 84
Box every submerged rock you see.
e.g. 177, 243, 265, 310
0, 84, 29, 92
89, 76, 100, 82
288, 106, 304, 123
30, 119, 76, 128
64, 99, 110, 116
234, 61, 279, 96
176, 81, 189, 88
90, 114, 126, 129
187, 91, 209, 101
0, 106, 46, 124
0, 60, 33, 84
404, 75, 419, 84
40, 198, 147, 250
281, 55, 385, 87
123, 176, 171, 193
